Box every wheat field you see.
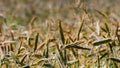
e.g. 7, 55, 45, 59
0, 0, 120, 68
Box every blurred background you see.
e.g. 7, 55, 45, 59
0, 0, 120, 25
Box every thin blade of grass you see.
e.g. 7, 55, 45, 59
45, 39, 49, 58
71, 48, 78, 58
93, 38, 112, 46
97, 55, 100, 68
100, 52, 108, 60
101, 27, 107, 33
63, 43, 90, 50
28, 37, 31, 46
37, 42, 45, 50
77, 21, 84, 40
108, 43, 113, 53
10, 43, 13, 52
56, 52, 66, 68
109, 58, 120, 63
56, 43, 64, 61
20, 55, 27, 65
29, 15, 38, 29
58, 20, 65, 44
34, 33, 39, 52
95, 9, 108, 19
64, 49, 67, 65
105, 23, 110, 36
